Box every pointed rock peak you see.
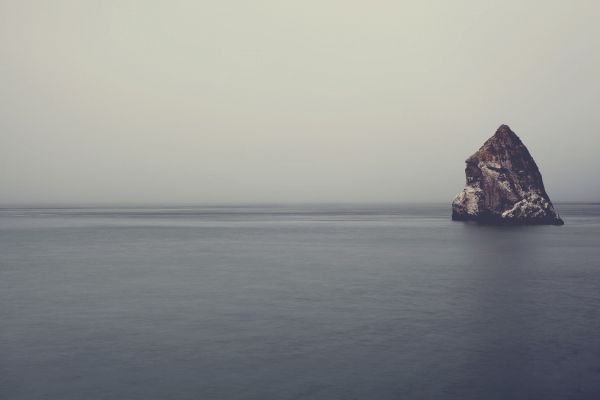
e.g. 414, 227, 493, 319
489, 124, 520, 144
469, 124, 527, 164
495, 124, 513, 134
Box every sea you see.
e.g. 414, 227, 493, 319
1, 203, 599, 400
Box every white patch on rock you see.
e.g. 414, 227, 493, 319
452, 185, 482, 215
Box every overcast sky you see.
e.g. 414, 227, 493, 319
1, 0, 598, 204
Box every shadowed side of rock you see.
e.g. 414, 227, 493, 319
452, 125, 564, 225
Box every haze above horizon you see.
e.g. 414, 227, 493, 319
1, 1, 599, 204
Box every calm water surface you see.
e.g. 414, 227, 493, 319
1, 204, 599, 399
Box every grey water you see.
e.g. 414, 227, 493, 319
1, 204, 599, 400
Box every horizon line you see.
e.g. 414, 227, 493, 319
0, 201, 598, 208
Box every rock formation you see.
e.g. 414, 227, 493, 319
452, 125, 563, 225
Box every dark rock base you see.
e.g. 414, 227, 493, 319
451, 210, 564, 225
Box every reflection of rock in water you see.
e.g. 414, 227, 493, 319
452, 125, 563, 225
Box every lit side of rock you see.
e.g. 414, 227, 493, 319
452, 125, 564, 225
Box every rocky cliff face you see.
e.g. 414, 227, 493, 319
452, 125, 563, 225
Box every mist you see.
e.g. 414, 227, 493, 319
1, 0, 599, 204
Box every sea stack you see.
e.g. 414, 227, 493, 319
452, 125, 564, 225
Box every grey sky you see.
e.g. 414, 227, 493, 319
1, 0, 599, 204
